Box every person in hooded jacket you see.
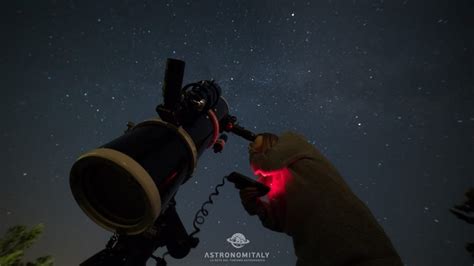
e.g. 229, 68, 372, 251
239, 131, 403, 266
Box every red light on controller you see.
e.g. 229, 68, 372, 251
253, 168, 292, 200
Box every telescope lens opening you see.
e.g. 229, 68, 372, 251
81, 159, 148, 226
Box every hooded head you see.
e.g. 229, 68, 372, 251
248, 131, 321, 199
248, 132, 279, 154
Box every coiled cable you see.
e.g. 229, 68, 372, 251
189, 175, 226, 237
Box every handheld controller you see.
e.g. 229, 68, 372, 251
226, 171, 270, 197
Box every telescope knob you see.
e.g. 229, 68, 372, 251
213, 134, 228, 153
124, 121, 135, 133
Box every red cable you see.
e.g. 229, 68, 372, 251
207, 109, 220, 148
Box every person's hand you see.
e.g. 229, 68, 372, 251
239, 187, 262, 216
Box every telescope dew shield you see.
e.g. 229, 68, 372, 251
70, 118, 197, 235
70, 97, 229, 235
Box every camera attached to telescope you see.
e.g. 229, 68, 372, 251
69, 59, 268, 265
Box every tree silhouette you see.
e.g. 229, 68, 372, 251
0, 224, 53, 266
450, 188, 474, 257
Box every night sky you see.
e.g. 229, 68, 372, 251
1, 0, 473, 265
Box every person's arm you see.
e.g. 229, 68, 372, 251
239, 188, 284, 232
255, 199, 285, 233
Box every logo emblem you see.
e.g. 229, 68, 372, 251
226, 233, 250, 249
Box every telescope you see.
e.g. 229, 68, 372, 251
69, 59, 259, 265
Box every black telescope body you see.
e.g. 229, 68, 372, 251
70, 59, 257, 265
70, 59, 229, 235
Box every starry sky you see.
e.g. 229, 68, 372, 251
0, 0, 473, 265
